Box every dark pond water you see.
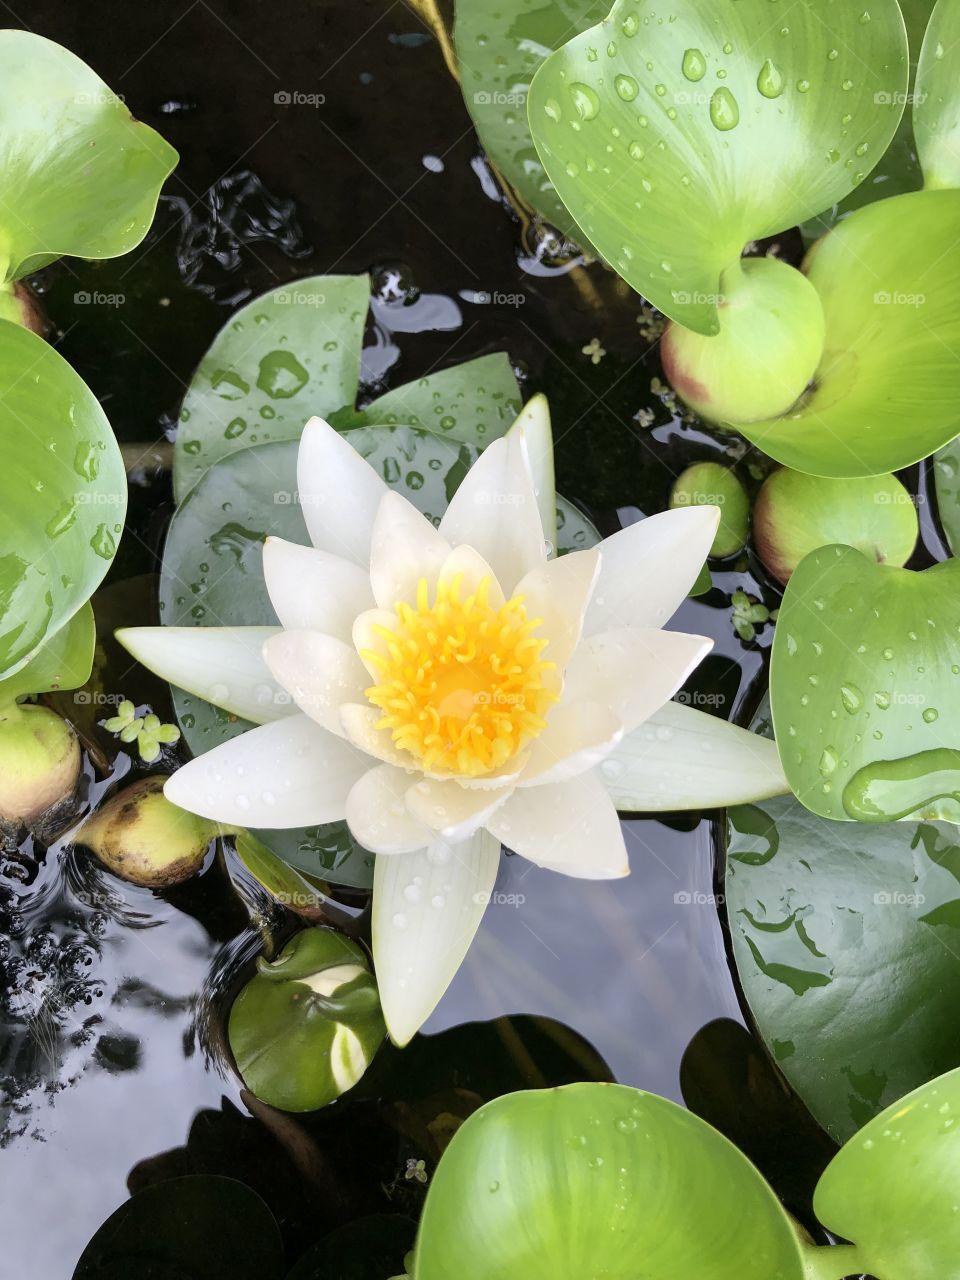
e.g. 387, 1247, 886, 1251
0, 1, 909, 1274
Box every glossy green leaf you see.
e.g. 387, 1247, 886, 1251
0, 319, 126, 681
814, 1066, 960, 1280
362, 353, 522, 446
739, 189, 960, 476
727, 795, 960, 1143
173, 275, 369, 501
454, 0, 608, 237
414, 1083, 807, 1280
0, 602, 94, 708
0, 31, 177, 281
914, 0, 960, 188
528, 0, 909, 333
933, 437, 960, 553
753, 468, 918, 584
770, 544, 960, 822
228, 927, 385, 1112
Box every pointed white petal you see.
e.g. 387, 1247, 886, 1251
486, 770, 628, 879
404, 775, 512, 842
506, 394, 556, 552
513, 547, 599, 675
116, 626, 294, 724
597, 700, 790, 812
297, 416, 388, 565
586, 507, 719, 635
352, 608, 402, 680
263, 537, 373, 637
373, 830, 501, 1045
563, 627, 712, 732
163, 714, 369, 827
436, 544, 505, 606
369, 491, 451, 609
346, 764, 433, 854
340, 702, 415, 769
518, 701, 621, 787
262, 630, 369, 736
439, 436, 545, 592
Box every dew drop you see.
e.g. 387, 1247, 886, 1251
681, 48, 706, 81
615, 74, 639, 101
569, 82, 600, 120
710, 86, 740, 130
757, 59, 784, 98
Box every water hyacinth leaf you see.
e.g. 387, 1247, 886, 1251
914, 0, 960, 189
670, 462, 748, 558
814, 1066, 960, 1280
739, 190, 960, 476
0, 602, 94, 709
933, 438, 960, 554
726, 796, 960, 1143
753, 468, 919, 585
414, 1083, 808, 1280
0, 320, 126, 681
173, 274, 369, 501
453, 0, 609, 238
228, 927, 385, 1112
770, 544, 960, 823
0, 31, 177, 282
527, 0, 908, 334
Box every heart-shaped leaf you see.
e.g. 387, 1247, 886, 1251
0, 602, 94, 708
414, 1083, 807, 1280
0, 319, 126, 681
814, 1066, 960, 1280
739, 189, 960, 476
0, 30, 177, 281
770, 544, 960, 822
913, 0, 960, 189
528, 0, 909, 333
453, 0, 608, 237
727, 795, 960, 1143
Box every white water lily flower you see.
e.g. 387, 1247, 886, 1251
118, 399, 788, 1045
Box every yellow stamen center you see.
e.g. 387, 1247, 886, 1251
362, 573, 557, 778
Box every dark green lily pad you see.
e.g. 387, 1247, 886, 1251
286, 1215, 415, 1280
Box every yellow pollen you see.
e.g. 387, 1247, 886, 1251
362, 573, 557, 778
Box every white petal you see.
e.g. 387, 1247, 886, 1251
369, 491, 451, 609
297, 416, 388, 565
352, 608, 402, 680
598, 700, 790, 812
585, 507, 719, 635
340, 702, 415, 769
373, 829, 501, 1045
439, 436, 545, 592
518, 701, 621, 787
116, 626, 294, 724
346, 764, 433, 854
563, 627, 712, 732
263, 537, 373, 637
513, 548, 599, 675
486, 771, 628, 879
163, 714, 369, 827
436, 544, 505, 607
506, 394, 556, 552
404, 775, 512, 842
262, 630, 369, 736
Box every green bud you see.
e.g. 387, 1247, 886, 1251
670, 462, 749, 558
661, 258, 825, 424
77, 775, 217, 886
0, 703, 80, 825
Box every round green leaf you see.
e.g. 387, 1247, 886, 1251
914, 0, 960, 189
814, 1066, 960, 1280
727, 796, 960, 1143
0, 601, 94, 708
528, 0, 909, 333
454, 0, 608, 238
0, 319, 126, 681
753, 468, 918, 584
414, 1083, 806, 1280
770, 544, 960, 822
362, 352, 522, 446
173, 275, 369, 501
0, 31, 177, 281
739, 189, 960, 476
228, 928, 385, 1112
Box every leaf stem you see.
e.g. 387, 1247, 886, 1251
801, 1243, 864, 1280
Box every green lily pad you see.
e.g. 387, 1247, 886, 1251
770, 544, 960, 822
414, 1083, 807, 1280
0, 602, 94, 709
726, 795, 960, 1143
362, 353, 522, 445
0, 320, 126, 681
913, 0, 960, 189
453, 0, 608, 237
527, 0, 909, 333
814, 1066, 960, 1280
739, 189, 960, 476
0, 30, 177, 281
287, 1216, 417, 1280
228, 928, 385, 1112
